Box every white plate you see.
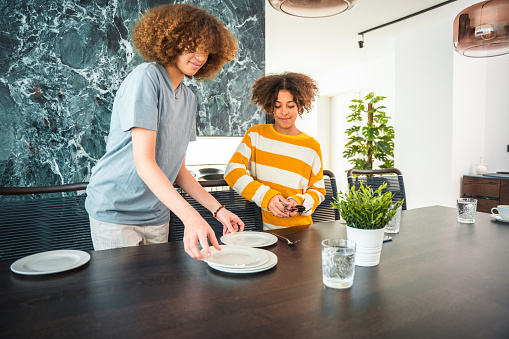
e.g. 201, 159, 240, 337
10, 250, 91, 275
202, 245, 270, 268
207, 251, 278, 274
221, 231, 278, 247
490, 214, 509, 223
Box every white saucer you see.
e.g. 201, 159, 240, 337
10, 250, 91, 275
221, 231, 278, 247
202, 245, 270, 268
207, 250, 278, 274
490, 214, 509, 223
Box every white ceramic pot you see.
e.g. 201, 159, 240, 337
346, 225, 385, 267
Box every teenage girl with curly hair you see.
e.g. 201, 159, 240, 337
86, 4, 243, 260
225, 72, 326, 229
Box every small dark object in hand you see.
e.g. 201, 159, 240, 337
289, 205, 306, 213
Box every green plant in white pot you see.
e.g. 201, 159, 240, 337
331, 182, 404, 267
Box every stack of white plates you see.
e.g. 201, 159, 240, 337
220, 231, 278, 247
202, 245, 277, 274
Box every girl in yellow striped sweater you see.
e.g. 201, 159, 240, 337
225, 73, 326, 229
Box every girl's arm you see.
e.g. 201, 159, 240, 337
131, 127, 218, 260
224, 133, 291, 218
289, 154, 326, 216
174, 160, 244, 236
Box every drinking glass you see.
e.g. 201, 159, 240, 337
457, 198, 477, 223
385, 204, 402, 234
321, 239, 356, 289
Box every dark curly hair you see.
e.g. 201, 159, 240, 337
251, 72, 319, 117
132, 4, 237, 80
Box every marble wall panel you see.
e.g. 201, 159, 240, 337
0, 0, 265, 189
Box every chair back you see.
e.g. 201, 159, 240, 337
347, 168, 407, 210
312, 170, 340, 222
0, 183, 92, 261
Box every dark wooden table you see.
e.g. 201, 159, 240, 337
1, 206, 509, 338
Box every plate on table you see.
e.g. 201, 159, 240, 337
203, 245, 270, 269
490, 214, 509, 223
10, 250, 91, 275
207, 250, 278, 274
221, 231, 278, 247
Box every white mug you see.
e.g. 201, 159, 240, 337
491, 205, 509, 220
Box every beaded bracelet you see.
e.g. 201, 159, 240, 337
213, 205, 225, 218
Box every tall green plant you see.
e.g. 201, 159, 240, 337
343, 92, 394, 170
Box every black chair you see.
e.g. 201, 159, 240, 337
170, 179, 263, 241
312, 170, 340, 222
0, 183, 93, 261
347, 168, 407, 210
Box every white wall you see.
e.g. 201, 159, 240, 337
450, 55, 509, 207
484, 56, 509, 172
315, 96, 331, 171
330, 93, 353, 194
395, 17, 454, 209
451, 55, 488, 206
295, 99, 318, 139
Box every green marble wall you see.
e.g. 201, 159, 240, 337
0, 0, 265, 189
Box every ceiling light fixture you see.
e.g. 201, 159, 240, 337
267, 0, 360, 18
358, 34, 364, 48
453, 0, 509, 57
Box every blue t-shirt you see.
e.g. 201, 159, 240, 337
85, 62, 197, 225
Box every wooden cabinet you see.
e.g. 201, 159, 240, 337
501, 180, 509, 205
462, 175, 509, 213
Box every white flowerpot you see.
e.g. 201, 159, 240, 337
346, 225, 385, 267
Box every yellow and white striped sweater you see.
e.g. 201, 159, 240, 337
225, 124, 325, 229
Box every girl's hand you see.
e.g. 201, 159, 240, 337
182, 215, 221, 261
215, 208, 245, 235
268, 195, 291, 218
285, 198, 300, 217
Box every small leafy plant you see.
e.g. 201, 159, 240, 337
331, 182, 404, 230
343, 92, 394, 170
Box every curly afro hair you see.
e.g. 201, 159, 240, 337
132, 4, 237, 80
251, 72, 319, 117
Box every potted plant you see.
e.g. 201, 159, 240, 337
343, 92, 394, 170
331, 181, 404, 267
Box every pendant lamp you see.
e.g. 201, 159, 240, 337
453, 0, 509, 57
268, 0, 360, 18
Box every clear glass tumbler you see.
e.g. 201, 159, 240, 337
321, 239, 356, 289
457, 198, 477, 223
385, 204, 403, 233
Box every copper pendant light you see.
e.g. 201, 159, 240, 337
268, 0, 360, 18
453, 0, 509, 57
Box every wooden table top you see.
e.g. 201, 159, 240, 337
1, 206, 508, 338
